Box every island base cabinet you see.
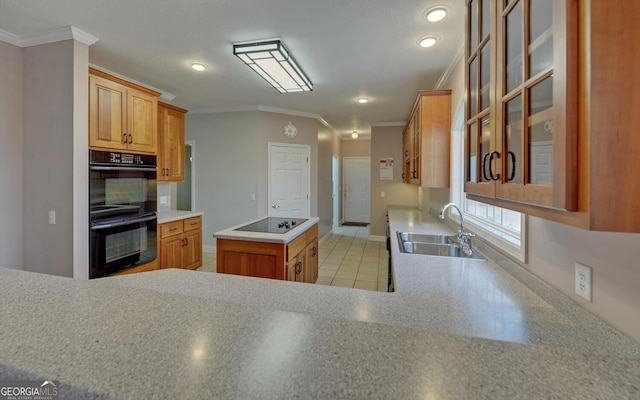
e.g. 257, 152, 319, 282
217, 223, 318, 284
159, 216, 202, 270
217, 240, 285, 280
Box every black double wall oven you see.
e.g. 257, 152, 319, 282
89, 150, 158, 278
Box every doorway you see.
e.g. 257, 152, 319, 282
176, 141, 194, 211
343, 157, 370, 223
332, 154, 339, 229
268, 143, 310, 217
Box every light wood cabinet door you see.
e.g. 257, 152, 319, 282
160, 235, 183, 269
182, 228, 202, 270
89, 75, 128, 151
402, 90, 451, 187
305, 238, 318, 284
126, 89, 157, 154
158, 102, 187, 181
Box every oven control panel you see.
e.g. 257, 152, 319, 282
90, 150, 156, 166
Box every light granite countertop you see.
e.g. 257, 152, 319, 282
213, 216, 320, 244
157, 210, 204, 224
1, 208, 639, 399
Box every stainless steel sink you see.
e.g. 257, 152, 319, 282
396, 232, 485, 260
397, 232, 456, 244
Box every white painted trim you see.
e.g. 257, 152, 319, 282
0, 29, 21, 46
434, 36, 464, 90
190, 105, 319, 120
88, 64, 176, 101
185, 141, 196, 211
267, 142, 311, 218
369, 121, 406, 127
368, 235, 386, 242
0, 26, 99, 47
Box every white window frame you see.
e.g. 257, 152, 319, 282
449, 101, 527, 263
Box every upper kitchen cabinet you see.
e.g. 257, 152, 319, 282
465, 0, 640, 233
157, 102, 188, 182
402, 90, 452, 188
89, 68, 160, 154
465, 0, 577, 210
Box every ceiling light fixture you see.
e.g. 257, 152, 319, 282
352, 131, 359, 139
191, 62, 206, 71
418, 36, 438, 48
425, 6, 449, 22
233, 38, 313, 93
358, 98, 368, 104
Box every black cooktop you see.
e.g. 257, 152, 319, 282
235, 217, 308, 234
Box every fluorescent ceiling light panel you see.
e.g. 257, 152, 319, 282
233, 39, 313, 93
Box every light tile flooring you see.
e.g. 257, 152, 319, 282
198, 225, 389, 292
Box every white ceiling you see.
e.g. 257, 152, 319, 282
0, 0, 464, 138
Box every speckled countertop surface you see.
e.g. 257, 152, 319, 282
1, 208, 639, 399
157, 210, 203, 224
214, 216, 320, 244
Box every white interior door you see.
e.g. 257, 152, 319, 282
332, 154, 339, 229
343, 157, 370, 223
268, 143, 310, 217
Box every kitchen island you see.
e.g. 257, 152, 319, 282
214, 216, 319, 283
1, 208, 639, 399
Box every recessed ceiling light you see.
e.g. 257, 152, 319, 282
418, 36, 438, 48
191, 63, 206, 71
358, 98, 368, 104
425, 6, 449, 22
352, 131, 359, 139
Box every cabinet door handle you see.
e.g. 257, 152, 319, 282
312, 246, 317, 257
128, 134, 133, 144
482, 152, 491, 181
507, 151, 516, 181
122, 133, 127, 144
169, 227, 178, 231
489, 151, 501, 180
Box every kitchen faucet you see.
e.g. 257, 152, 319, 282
439, 203, 475, 257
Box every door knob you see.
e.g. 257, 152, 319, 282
272, 204, 279, 209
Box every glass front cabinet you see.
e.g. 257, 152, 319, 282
465, 0, 577, 211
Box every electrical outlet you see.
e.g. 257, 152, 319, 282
381, 191, 385, 197
48, 211, 56, 225
575, 262, 592, 302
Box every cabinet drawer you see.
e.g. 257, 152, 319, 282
160, 220, 184, 238
286, 234, 307, 262
305, 224, 318, 244
183, 216, 201, 232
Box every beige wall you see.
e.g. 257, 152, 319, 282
0, 41, 24, 269
22, 40, 89, 278
186, 111, 260, 248
425, 54, 640, 343
370, 126, 419, 237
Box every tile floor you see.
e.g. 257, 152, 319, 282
198, 225, 389, 292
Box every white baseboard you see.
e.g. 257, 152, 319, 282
203, 244, 216, 253
368, 235, 386, 242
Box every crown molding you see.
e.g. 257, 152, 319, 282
434, 36, 464, 90
0, 29, 21, 46
191, 105, 320, 120
88, 64, 176, 101
0, 26, 99, 48
369, 121, 406, 127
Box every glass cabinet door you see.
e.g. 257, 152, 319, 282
495, 0, 576, 211
465, 0, 496, 197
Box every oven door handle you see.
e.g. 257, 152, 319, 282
90, 214, 157, 230
90, 165, 157, 172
